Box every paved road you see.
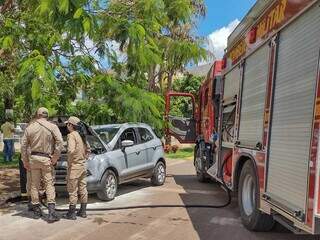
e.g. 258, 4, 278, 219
0, 159, 318, 240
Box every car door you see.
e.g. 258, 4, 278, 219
116, 127, 147, 179
137, 127, 157, 169
165, 92, 197, 143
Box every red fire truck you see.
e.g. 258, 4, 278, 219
165, 0, 320, 234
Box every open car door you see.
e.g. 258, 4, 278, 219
165, 92, 197, 144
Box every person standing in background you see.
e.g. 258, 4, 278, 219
1, 117, 15, 162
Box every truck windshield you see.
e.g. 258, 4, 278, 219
95, 127, 120, 144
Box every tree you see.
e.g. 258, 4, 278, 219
173, 74, 203, 99
0, 0, 99, 120
0, 0, 206, 136
169, 74, 203, 119
66, 74, 164, 133
99, 0, 207, 91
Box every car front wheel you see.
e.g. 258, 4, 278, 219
97, 170, 118, 201
151, 161, 166, 186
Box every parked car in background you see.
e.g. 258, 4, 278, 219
54, 121, 166, 201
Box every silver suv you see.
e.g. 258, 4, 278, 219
55, 123, 166, 201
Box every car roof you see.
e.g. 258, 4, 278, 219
92, 123, 152, 130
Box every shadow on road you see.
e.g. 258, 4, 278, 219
173, 174, 318, 240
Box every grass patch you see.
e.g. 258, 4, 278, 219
165, 147, 194, 160
0, 152, 20, 169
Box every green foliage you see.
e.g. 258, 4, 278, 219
0, 101, 4, 124
73, 8, 83, 19
165, 147, 194, 160
80, 75, 164, 133
173, 74, 203, 98
100, 0, 207, 87
170, 74, 203, 118
0, 0, 206, 133
0, 152, 20, 169
1, 35, 13, 50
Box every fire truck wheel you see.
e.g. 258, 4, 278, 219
238, 161, 274, 231
195, 147, 209, 183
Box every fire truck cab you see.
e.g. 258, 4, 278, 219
165, 0, 320, 234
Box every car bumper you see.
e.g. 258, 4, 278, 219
55, 179, 101, 193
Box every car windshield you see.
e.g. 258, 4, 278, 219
95, 127, 120, 144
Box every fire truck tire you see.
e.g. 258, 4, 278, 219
195, 146, 209, 183
238, 161, 274, 231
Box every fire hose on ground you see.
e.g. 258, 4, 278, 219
14, 159, 231, 212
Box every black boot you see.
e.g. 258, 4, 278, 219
77, 203, 87, 218
63, 204, 77, 220
27, 197, 33, 212
32, 204, 42, 219
47, 203, 60, 223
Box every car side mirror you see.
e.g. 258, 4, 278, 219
121, 140, 134, 150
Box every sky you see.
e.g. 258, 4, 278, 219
197, 0, 257, 60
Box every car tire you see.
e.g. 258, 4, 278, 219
97, 170, 118, 201
151, 161, 166, 186
238, 161, 274, 231
195, 145, 209, 183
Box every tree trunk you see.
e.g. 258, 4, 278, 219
164, 71, 174, 146
4, 96, 13, 119
0, 0, 14, 14
166, 71, 174, 93
148, 65, 156, 92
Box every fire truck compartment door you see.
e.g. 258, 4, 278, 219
223, 66, 241, 103
238, 43, 269, 147
266, 4, 320, 216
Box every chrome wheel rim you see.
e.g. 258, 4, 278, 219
157, 164, 166, 183
242, 174, 255, 216
106, 174, 117, 198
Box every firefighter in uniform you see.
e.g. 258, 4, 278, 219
64, 116, 90, 220
24, 117, 35, 211
21, 107, 63, 222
